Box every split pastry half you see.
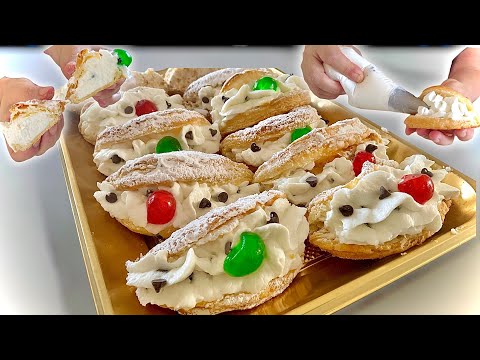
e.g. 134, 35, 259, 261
210, 69, 311, 135
66, 49, 130, 104
93, 108, 221, 176
307, 155, 460, 259
126, 190, 308, 315
79, 86, 184, 144
220, 105, 326, 167
253, 118, 392, 206
0, 100, 66, 152
405, 85, 480, 130
94, 151, 259, 238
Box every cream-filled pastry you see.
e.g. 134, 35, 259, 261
93, 109, 221, 176
79, 86, 184, 144
210, 69, 311, 135
162, 68, 221, 95
220, 105, 326, 167
94, 152, 259, 238
126, 190, 308, 315
119, 68, 167, 93
66, 49, 131, 104
405, 85, 480, 130
307, 155, 460, 259
254, 118, 390, 206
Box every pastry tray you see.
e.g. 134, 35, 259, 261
58, 69, 476, 315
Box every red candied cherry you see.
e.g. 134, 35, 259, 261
147, 190, 176, 224
135, 100, 158, 116
398, 174, 434, 205
353, 151, 376, 176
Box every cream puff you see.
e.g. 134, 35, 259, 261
220, 105, 326, 168
93, 108, 221, 176
253, 118, 394, 206
79, 86, 184, 144
163, 68, 222, 95
210, 69, 311, 135
125, 190, 308, 315
94, 151, 260, 238
307, 155, 460, 259
405, 85, 480, 130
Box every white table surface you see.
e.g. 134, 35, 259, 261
0, 46, 478, 315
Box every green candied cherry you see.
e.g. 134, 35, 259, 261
253, 76, 278, 91
224, 232, 266, 277
290, 126, 312, 143
155, 136, 182, 154
113, 48, 133, 67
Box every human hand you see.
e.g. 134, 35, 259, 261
0, 77, 63, 162
44, 45, 124, 107
301, 45, 364, 99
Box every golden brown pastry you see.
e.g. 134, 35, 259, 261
163, 68, 221, 95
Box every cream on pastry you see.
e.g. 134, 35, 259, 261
125, 190, 308, 315
79, 86, 184, 144
93, 109, 221, 176
210, 69, 311, 135
307, 155, 460, 259
94, 152, 259, 238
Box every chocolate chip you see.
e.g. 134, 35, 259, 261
250, 143, 261, 152
328, 177, 334, 184
224, 241, 232, 255
306, 176, 318, 188
199, 198, 211, 209
188, 273, 194, 281
202, 96, 209, 104
217, 192, 228, 203
209, 128, 218, 137
222, 96, 229, 103
267, 212, 279, 224
166, 101, 171, 108
124, 106, 134, 114
185, 131, 193, 140
245, 96, 249, 101
421, 168, 434, 177
365, 144, 378, 153
111, 154, 124, 164
339, 205, 354, 217
105, 193, 117, 203
117, 58, 122, 65
379, 186, 391, 200
236, 189, 241, 194
152, 279, 167, 293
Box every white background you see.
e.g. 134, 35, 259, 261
0, 46, 478, 314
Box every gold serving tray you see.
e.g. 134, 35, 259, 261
58, 71, 476, 315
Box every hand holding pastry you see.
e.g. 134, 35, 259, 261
0, 77, 64, 162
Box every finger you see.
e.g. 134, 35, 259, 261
64, 61, 76, 79
416, 128, 432, 139
454, 128, 475, 141
405, 127, 416, 135
6, 137, 41, 162
428, 130, 455, 146
302, 53, 345, 99
35, 86, 55, 100
36, 117, 64, 157
319, 45, 364, 83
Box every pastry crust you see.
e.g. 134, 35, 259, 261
120, 68, 167, 93
1, 100, 66, 152
307, 164, 453, 260
163, 68, 221, 95
220, 69, 274, 93
106, 151, 254, 191
220, 105, 322, 161
405, 85, 480, 130
94, 108, 211, 152
253, 118, 382, 183
66, 49, 126, 104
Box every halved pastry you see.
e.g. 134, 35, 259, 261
93, 109, 221, 176
253, 118, 393, 206
210, 69, 311, 135
307, 155, 460, 260
79, 86, 184, 144
220, 105, 326, 167
125, 190, 308, 315
183, 68, 245, 117
163, 68, 221, 95
66, 48, 131, 104
119, 68, 167, 93
405, 85, 480, 130
94, 151, 260, 238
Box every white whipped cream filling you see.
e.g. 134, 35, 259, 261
0, 112, 54, 150
210, 74, 309, 124
74, 49, 129, 100
125, 197, 308, 311
94, 123, 221, 176
325, 154, 460, 246
94, 181, 260, 235
196, 85, 218, 111
416, 91, 476, 120
80, 87, 184, 141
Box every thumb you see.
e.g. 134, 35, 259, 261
35, 86, 55, 100
63, 61, 76, 79
440, 79, 472, 100
322, 46, 364, 83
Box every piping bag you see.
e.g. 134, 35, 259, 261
324, 46, 426, 114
